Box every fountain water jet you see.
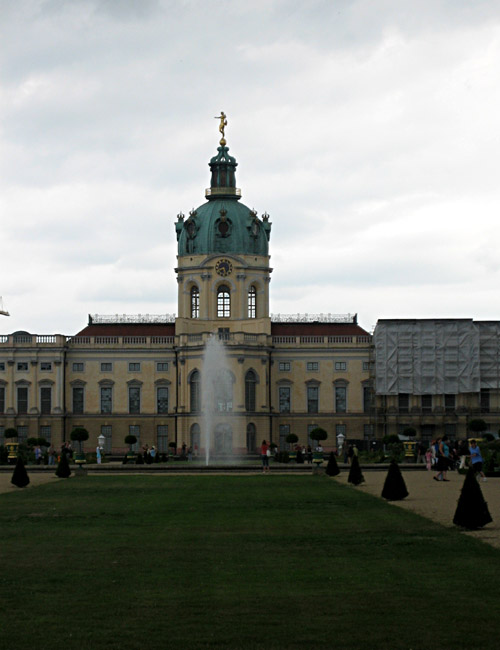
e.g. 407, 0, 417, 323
201, 335, 233, 465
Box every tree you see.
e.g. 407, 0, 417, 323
11, 456, 30, 488
468, 419, 488, 436
70, 427, 89, 453
347, 454, 364, 485
125, 434, 138, 450
401, 427, 417, 438
453, 467, 492, 529
309, 427, 328, 447
325, 452, 340, 477
4, 428, 18, 439
285, 433, 298, 449
124, 434, 138, 464
381, 460, 408, 501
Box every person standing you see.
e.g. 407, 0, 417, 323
96, 444, 102, 464
260, 439, 270, 473
458, 439, 469, 469
48, 444, 56, 466
469, 439, 486, 481
434, 435, 450, 482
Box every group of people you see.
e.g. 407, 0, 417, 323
429, 436, 486, 482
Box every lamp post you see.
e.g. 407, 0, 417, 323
97, 433, 105, 464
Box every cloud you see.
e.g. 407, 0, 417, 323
1, 0, 500, 336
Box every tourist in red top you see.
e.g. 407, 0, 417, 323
261, 439, 270, 473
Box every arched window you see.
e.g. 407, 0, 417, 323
245, 370, 257, 412
191, 286, 200, 319
217, 285, 230, 318
190, 423, 200, 452
214, 369, 234, 412
246, 423, 256, 452
190, 370, 200, 412
248, 285, 256, 319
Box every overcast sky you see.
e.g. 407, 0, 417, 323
1, 0, 500, 335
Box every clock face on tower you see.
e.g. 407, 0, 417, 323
215, 259, 233, 277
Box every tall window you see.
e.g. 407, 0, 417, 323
398, 393, 409, 413
190, 371, 200, 412
129, 425, 140, 451
307, 386, 319, 414
157, 425, 168, 452
101, 425, 112, 453
335, 386, 346, 413
40, 426, 52, 444
128, 386, 141, 414
0, 387, 4, 414
17, 386, 28, 414
421, 394, 432, 413
245, 370, 256, 412
336, 424, 347, 438
40, 387, 52, 414
215, 370, 233, 412
480, 389, 490, 413
444, 394, 456, 412
157, 386, 169, 413
246, 423, 256, 452
191, 286, 200, 319
73, 386, 84, 414
217, 285, 230, 318
279, 424, 290, 451
363, 385, 372, 413
17, 426, 28, 443
248, 286, 256, 318
363, 424, 374, 439
100, 387, 112, 414
279, 386, 291, 413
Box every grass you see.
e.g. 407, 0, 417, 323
0, 474, 499, 649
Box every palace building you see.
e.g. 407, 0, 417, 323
0, 127, 373, 455
372, 319, 500, 441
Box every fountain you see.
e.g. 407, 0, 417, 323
200, 335, 233, 465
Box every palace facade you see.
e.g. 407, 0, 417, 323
0, 134, 373, 454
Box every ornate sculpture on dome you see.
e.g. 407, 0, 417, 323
214, 111, 227, 145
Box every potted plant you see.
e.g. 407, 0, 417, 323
309, 427, 328, 465
70, 427, 89, 465
285, 433, 299, 461
124, 434, 138, 463
401, 427, 417, 462
4, 428, 19, 464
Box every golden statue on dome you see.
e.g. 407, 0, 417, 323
214, 111, 227, 145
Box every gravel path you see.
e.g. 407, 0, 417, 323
334, 469, 500, 549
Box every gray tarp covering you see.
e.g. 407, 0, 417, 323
374, 319, 486, 395
478, 321, 500, 390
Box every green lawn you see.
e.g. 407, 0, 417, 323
0, 475, 498, 650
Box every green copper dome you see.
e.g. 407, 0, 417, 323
176, 144, 271, 257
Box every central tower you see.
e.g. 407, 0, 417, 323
174, 117, 273, 454
175, 120, 272, 336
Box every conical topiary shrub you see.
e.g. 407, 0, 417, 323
326, 452, 340, 477
347, 454, 364, 485
381, 460, 408, 501
453, 467, 492, 530
11, 456, 30, 488
55, 452, 71, 478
